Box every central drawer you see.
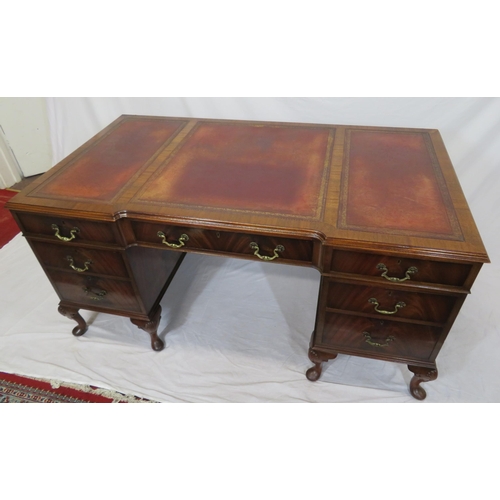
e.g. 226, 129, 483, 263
131, 221, 314, 265
325, 280, 457, 325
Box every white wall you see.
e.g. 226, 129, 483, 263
0, 127, 21, 188
0, 97, 53, 183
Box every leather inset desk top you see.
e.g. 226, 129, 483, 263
339, 129, 463, 240
32, 118, 188, 202
134, 122, 333, 218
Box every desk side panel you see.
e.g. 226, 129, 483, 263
125, 246, 186, 315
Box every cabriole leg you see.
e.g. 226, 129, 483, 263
131, 306, 164, 352
408, 364, 438, 400
58, 305, 88, 336
306, 344, 338, 382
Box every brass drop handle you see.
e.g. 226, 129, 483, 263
377, 263, 418, 282
67, 256, 91, 273
249, 242, 284, 261
52, 224, 79, 242
82, 286, 107, 301
369, 297, 406, 315
157, 231, 189, 248
363, 332, 395, 348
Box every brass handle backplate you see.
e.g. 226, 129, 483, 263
369, 297, 406, 315
363, 332, 395, 348
82, 286, 107, 301
67, 256, 91, 273
52, 224, 79, 242
157, 231, 189, 248
249, 242, 284, 261
377, 263, 418, 282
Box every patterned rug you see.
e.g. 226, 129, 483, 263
0, 372, 158, 403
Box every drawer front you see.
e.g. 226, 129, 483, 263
329, 250, 471, 287
16, 213, 120, 245
318, 312, 441, 361
131, 221, 313, 264
326, 281, 456, 324
47, 270, 142, 313
30, 241, 129, 278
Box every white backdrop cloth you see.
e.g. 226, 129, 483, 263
1, 97, 499, 403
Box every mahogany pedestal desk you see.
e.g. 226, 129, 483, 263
7, 115, 489, 400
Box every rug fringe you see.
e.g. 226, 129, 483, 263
27, 374, 158, 403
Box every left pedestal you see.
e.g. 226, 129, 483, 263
15, 215, 186, 351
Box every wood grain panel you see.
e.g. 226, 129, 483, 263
30, 241, 129, 278
131, 221, 314, 264
329, 249, 472, 287
125, 246, 185, 313
318, 312, 441, 361
325, 280, 457, 324
47, 270, 142, 313
16, 213, 120, 245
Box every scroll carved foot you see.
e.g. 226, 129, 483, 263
408, 364, 438, 400
131, 306, 164, 352
58, 305, 88, 336
306, 347, 337, 382
306, 363, 322, 382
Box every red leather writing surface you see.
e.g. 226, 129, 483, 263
339, 130, 463, 239
137, 123, 332, 218
35, 118, 185, 202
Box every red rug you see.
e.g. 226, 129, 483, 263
0, 189, 20, 248
0, 371, 157, 403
